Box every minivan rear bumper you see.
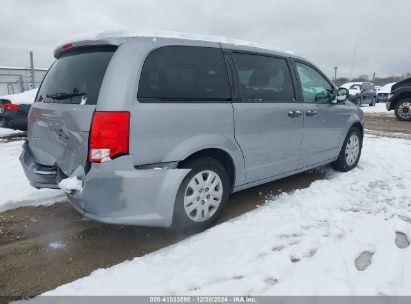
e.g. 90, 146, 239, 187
20, 143, 190, 227
20, 142, 60, 189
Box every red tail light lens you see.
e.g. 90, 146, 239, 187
89, 111, 130, 163
63, 43, 73, 49
4, 104, 20, 111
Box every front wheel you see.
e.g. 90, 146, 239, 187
394, 98, 411, 121
332, 127, 362, 172
173, 157, 229, 232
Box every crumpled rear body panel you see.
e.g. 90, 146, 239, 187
20, 143, 190, 227
68, 156, 190, 227
27, 103, 95, 176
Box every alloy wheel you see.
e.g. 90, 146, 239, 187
398, 102, 411, 119
183, 170, 223, 222
345, 134, 360, 166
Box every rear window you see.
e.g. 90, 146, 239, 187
138, 46, 230, 102
37, 46, 117, 105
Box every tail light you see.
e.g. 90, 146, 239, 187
63, 43, 73, 49
88, 111, 130, 163
4, 104, 20, 111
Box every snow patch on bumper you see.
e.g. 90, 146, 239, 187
58, 176, 84, 194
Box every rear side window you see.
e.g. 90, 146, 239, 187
38, 46, 116, 105
232, 53, 294, 102
138, 46, 230, 102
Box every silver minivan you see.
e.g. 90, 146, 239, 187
20, 31, 363, 231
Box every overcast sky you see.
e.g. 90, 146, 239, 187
1, 0, 410, 79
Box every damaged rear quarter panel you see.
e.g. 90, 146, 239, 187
67, 155, 190, 227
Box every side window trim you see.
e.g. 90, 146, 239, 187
221, 48, 239, 101
292, 59, 336, 104
228, 50, 296, 103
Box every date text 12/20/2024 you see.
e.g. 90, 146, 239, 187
149, 296, 257, 303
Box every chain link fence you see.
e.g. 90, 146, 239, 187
0, 68, 47, 96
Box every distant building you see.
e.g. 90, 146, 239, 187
0, 66, 48, 95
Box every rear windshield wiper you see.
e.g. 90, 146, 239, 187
46, 92, 85, 100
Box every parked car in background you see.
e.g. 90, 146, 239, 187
377, 82, 396, 103
374, 85, 381, 94
0, 98, 11, 106
0, 98, 11, 126
386, 77, 411, 121
341, 82, 377, 106
20, 31, 364, 231
0, 89, 37, 130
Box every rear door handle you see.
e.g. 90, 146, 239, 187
306, 110, 318, 117
288, 110, 302, 118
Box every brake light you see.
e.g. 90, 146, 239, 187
63, 43, 73, 49
89, 111, 130, 163
4, 104, 20, 111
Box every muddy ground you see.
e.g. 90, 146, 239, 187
364, 112, 411, 137
0, 110, 409, 300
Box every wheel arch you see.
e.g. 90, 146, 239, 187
390, 91, 411, 110
178, 148, 237, 192
351, 121, 363, 135
338, 118, 364, 152
350, 121, 364, 144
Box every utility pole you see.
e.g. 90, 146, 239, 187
372, 72, 375, 83
334, 66, 338, 82
30, 51, 35, 90
19, 75, 24, 92
350, 42, 359, 80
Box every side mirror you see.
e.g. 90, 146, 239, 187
335, 87, 349, 103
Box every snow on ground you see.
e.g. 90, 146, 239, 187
44, 135, 411, 296
361, 102, 393, 114
0, 88, 38, 104
0, 127, 24, 137
0, 140, 64, 213
48, 241, 66, 249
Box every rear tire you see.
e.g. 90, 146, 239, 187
369, 97, 376, 106
172, 157, 229, 233
394, 98, 411, 121
332, 127, 362, 172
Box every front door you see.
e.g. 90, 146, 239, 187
294, 61, 349, 165
231, 52, 303, 183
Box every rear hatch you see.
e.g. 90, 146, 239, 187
28, 45, 117, 176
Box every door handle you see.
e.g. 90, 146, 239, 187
305, 110, 318, 117
288, 110, 302, 118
